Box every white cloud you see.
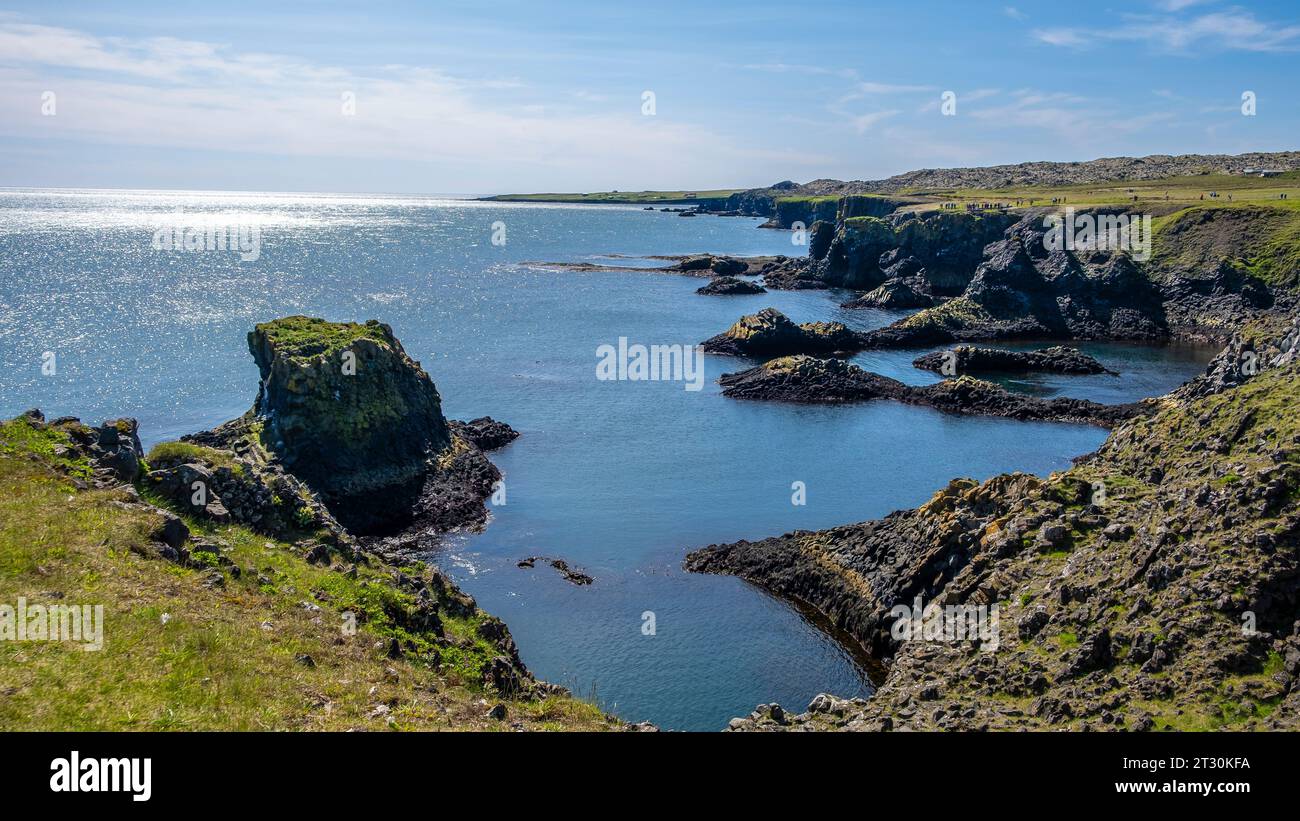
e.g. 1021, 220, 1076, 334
0, 21, 810, 189
854, 81, 936, 94
1035, 8, 1300, 52
1004, 7, 1028, 21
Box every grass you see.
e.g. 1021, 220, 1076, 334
254, 316, 395, 364
905, 171, 1300, 208
481, 189, 741, 205
146, 441, 245, 474
0, 417, 617, 731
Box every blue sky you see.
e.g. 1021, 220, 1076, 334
0, 0, 1296, 194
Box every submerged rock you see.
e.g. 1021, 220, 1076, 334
672, 254, 749, 277
518, 556, 594, 585
912, 345, 1117, 375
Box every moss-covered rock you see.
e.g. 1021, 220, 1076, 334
701, 308, 864, 358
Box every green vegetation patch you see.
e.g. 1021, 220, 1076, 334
254, 316, 394, 363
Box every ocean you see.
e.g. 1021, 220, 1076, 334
0, 189, 1214, 729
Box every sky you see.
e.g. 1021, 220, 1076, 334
0, 0, 1297, 195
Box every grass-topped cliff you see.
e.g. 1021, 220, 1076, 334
0, 413, 615, 731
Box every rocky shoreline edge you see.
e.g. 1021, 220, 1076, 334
685, 310, 1300, 731
4, 316, 641, 731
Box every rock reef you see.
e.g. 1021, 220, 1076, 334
718, 355, 1142, 426
912, 345, 1117, 376
696, 276, 767, 295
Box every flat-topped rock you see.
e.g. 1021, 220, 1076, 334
246, 316, 451, 532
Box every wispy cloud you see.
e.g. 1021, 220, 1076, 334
0, 21, 812, 188
1004, 6, 1028, 21
851, 110, 900, 133
1034, 8, 1300, 53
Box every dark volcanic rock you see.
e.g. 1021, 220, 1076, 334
690, 311, 1300, 732
842, 277, 934, 310
518, 556, 594, 585
719, 357, 1142, 426
912, 345, 1117, 376
907, 376, 1145, 426
449, 417, 520, 451
672, 254, 749, 277
701, 308, 864, 357
244, 317, 451, 533
720, 356, 908, 402
195, 316, 508, 537
696, 276, 767, 295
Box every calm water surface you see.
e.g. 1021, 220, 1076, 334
0, 189, 1214, 729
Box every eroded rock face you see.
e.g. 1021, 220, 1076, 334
841, 277, 934, 310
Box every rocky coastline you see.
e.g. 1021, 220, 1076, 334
688, 310, 1300, 731
0, 316, 622, 730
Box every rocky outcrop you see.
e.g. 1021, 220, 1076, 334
841, 277, 934, 310
912, 345, 1117, 376
858, 213, 1177, 348
718, 357, 1142, 426
701, 308, 864, 358
690, 311, 1300, 731
719, 356, 908, 403
909, 376, 1144, 426
449, 417, 520, 451
193, 316, 509, 536
147, 444, 349, 544
15, 410, 144, 488
671, 254, 750, 277
783, 210, 1016, 295
696, 276, 767, 295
